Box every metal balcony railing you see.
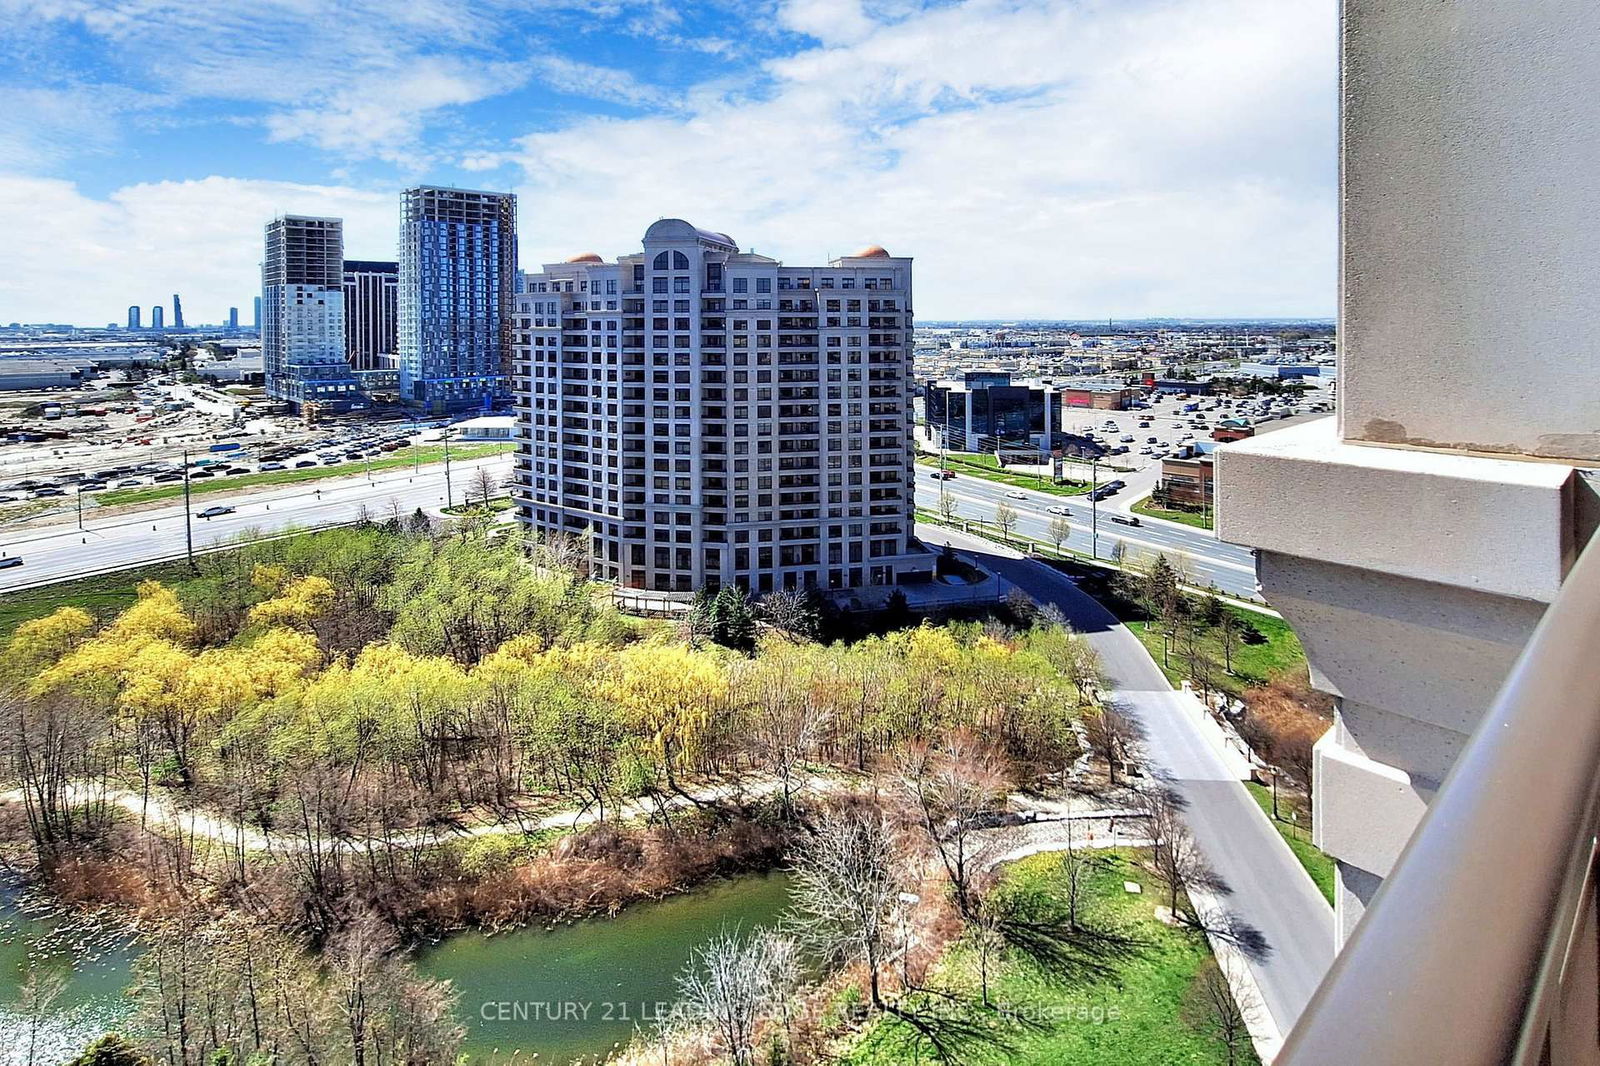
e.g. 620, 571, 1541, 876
1280, 531, 1600, 1065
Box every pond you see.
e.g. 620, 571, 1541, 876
0, 870, 792, 1064
0, 881, 139, 1064
415, 872, 795, 1064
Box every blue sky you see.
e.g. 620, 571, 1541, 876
0, 0, 1337, 324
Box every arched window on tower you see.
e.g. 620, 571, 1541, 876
673, 251, 690, 269
653, 251, 671, 270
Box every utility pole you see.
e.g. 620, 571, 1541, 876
443, 429, 453, 508
1090, 456, 1099, 559
181, 448, 195, 570
76, 487, 84, 531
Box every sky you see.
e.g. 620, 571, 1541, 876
0, 0, 1338, 325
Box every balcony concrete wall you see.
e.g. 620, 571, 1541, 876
1219, 0, 1600, 944
1341, 0, 1600, 461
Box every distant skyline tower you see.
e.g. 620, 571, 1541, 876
398, 185, 517, 411
262, 215, 358, 408
127, 305, 141, 330
227, 307, 239, 330
253, 295, 262, 331
342, 260, 398, 372
172, 294, 184, 329
151, 305, 164, 329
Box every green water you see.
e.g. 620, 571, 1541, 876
0, 883, 139, 1061
415, 872, 795, 1064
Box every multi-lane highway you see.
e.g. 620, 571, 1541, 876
918, 466, 1259, 598
0, 454, 512, 591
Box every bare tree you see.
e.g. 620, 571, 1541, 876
1082, 706, 1133, 784
1047, 515, 1072, 555
676, 928, 798, 1066
1057, 816, 1108, 932
1140, 785, 1214, 920
758, 586, 821, 642
993, 502, 1019, 543
788, 801, 907, 1010
1183, 958, 1250, 1065
740, 660, 827, 819
936, 486, 959, 524
897, 730, 1010, 918
468, 465, 498, 508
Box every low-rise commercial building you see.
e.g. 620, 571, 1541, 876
1156, 442, 1215, 508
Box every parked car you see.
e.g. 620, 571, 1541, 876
196, 505, 235, 518
295, 460, 317, 469
260, 462, 287, 472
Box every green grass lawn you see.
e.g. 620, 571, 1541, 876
441, 496, 515, 516
1131, 494, 1214, 530
916, 452, 1093, 497
0, 559, 205, 640
840, 849, 1257, 1066
1128, 606, 1306, 698
96, 442, 511, 508
1245, 783, 1334, 906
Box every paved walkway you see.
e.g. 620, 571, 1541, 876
918, 524, 1335, 1058
0, 772, 834, 855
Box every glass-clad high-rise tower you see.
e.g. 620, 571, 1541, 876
261, 215, 359, 409
398, 186, 517, 412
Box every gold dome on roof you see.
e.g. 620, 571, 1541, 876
565, 252, 603, 263
853, 244, 890, 258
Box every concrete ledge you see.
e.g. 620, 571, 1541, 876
1216, 419, 1576, 602
1312, 732, 1429, 877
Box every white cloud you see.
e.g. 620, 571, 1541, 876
509, 0, 1338, 317
0, 175, 397, 324
0, 0, 1337, 322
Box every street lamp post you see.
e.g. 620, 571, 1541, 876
442, 430, 453, 508
181, 448, 195, 571
1090, 456, 1099, 559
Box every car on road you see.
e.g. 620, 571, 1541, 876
1109, 515, 1142, 527
0, 557, 23, 569
196, 505, 235, 518
1003, 490, 1028, 500
1046, 505, 1071, 515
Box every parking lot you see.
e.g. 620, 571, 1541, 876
0, 374, 464, 525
